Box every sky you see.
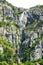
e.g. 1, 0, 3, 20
6, 0, 43, 9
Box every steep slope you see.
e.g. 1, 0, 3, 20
0, 0, 26, 64
20, 5, 43, 62
0, 0, 43, 65
0, 1, 25, 63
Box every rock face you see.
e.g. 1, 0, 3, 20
0, 0, 43, 62
0, 0, 24, 45
19, 6, 43, 61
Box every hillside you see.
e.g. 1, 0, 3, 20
0, 0, 43, 65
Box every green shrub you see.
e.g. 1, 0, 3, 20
0, 61, 9, 65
